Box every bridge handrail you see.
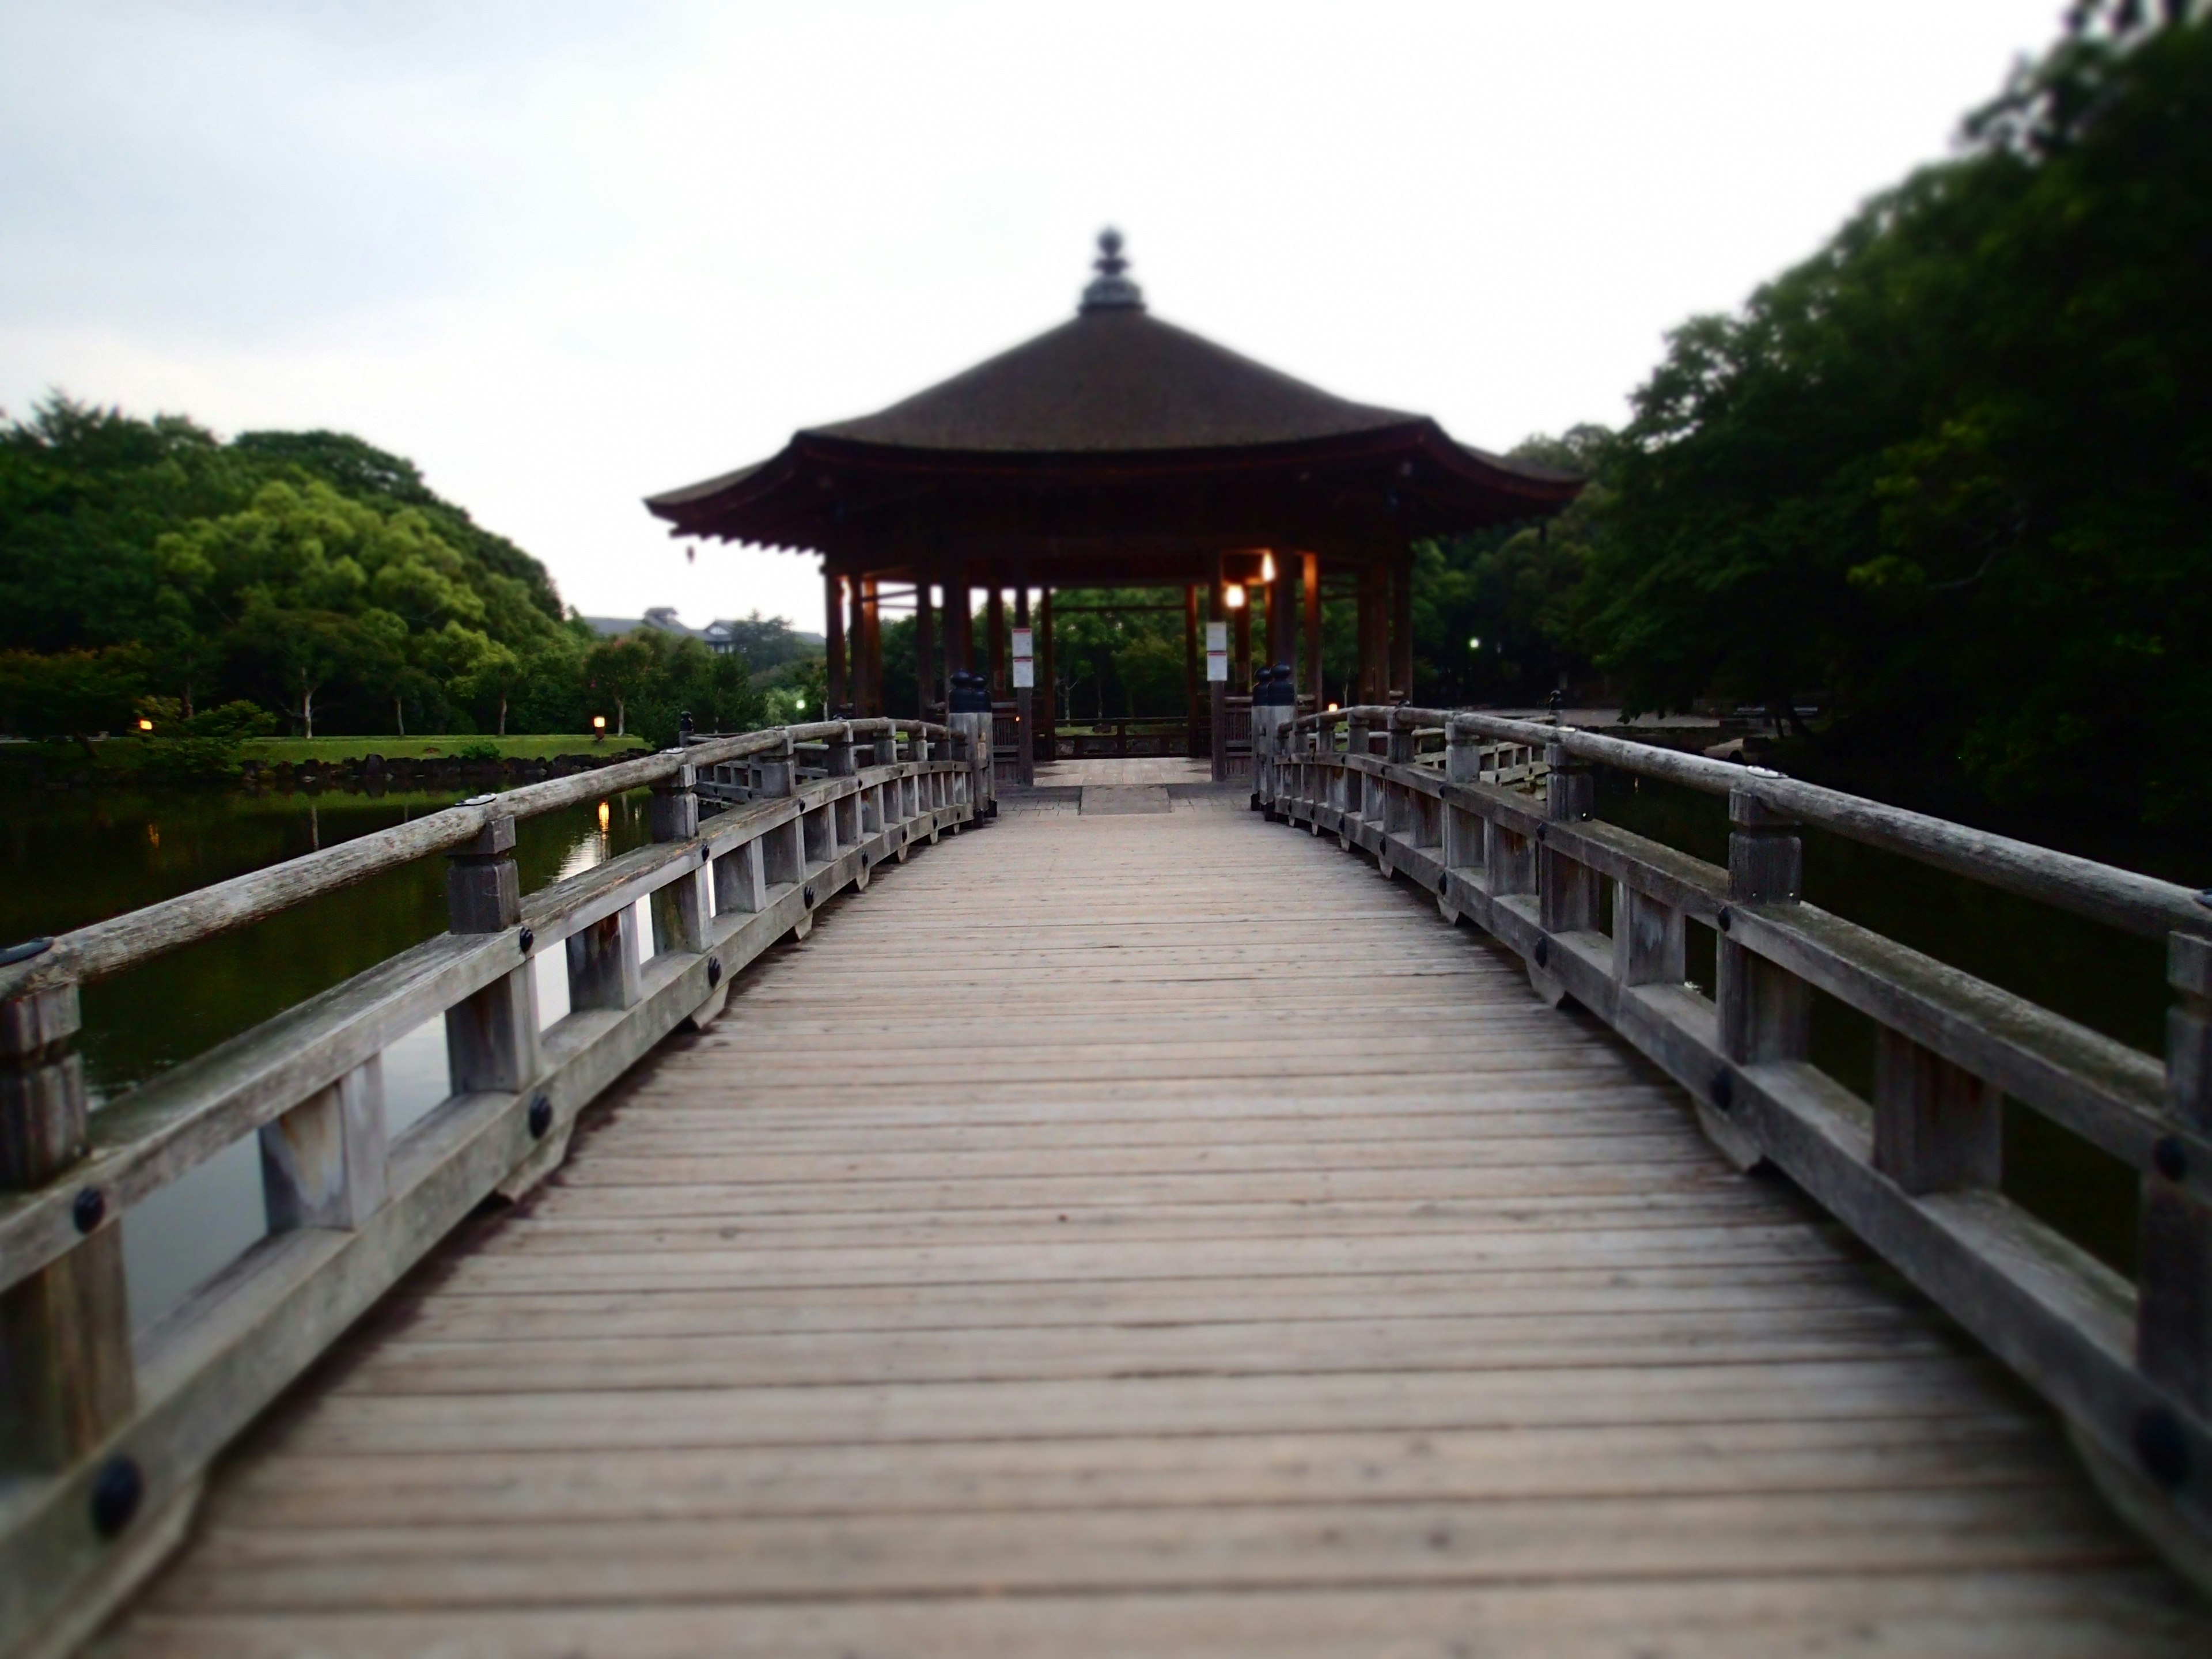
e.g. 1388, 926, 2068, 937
1293, 704, 2207, 941
0, 719, 949, 1002
0, 715, 978, 1656
1262, 703, 2212, 1592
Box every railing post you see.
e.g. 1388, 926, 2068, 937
1871, 1029, 2001, 1195
757, 736, 804, 887
0, 982, 134, 1471
650, 764, 710, 955
1538, 736, 1599, 933
261, 1058, 385, 1232
2140, 931, 2212, 1411
1718, 790, 1808, 1062
444, 813, 541, 1092
1613, 884, 1686, 989
949, 672, 994, 820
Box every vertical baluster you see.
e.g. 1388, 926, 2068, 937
445, 814, 542, 1090
260, 1059, 386, 1232
1872, 1029, 2001, 1195
2140, 933, 2212, 1415
714, 836, 768, 915
567, 910, 641, 1013
1612, 884, 1685, 989
649, 764, 709, 956
0, 983, 134, 1471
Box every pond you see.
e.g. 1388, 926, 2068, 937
0, 780, 658, 1334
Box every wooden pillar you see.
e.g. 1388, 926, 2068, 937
915, 571, 937, 718
1039, 588, 1056, 753
1183, 584, 1202, 759
1013, 585, 1033, 785
859, 578, 882, 718
824, 570, 847, 718
1, 983, 134, 1471
1209, 562, 1229, 781
1268, 548, 1294, 680
1233, 585, 1251, 695
987, 583, 1006, 699
1390, 546, 1415, 702
1354, 560, 1382, 703
845, 577, 867, 718
1302, 551, 1322, 709
948, 574, 971, 675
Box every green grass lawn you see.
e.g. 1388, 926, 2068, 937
235, 734, 653, 763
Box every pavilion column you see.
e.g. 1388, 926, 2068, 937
1233, 582, 1251, 695
1268, 547, 1294, 680
859, 578, 883, 717
915, 570, 938, 718
948, 572, 971, 675
824, 570, 847, 718
1353, 562, 1374, 704
987, 583, 1007, 699
1039, 588, 1056, 757
1390, 545, 1414, 703
846, 577, 867, 717
1013, 585, 1033, 785
1302, 552, 1321, 711
1209, 561, 1229, 782
1183, 584, 1201, 760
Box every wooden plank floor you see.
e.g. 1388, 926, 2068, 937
97, 798, 2212, 1656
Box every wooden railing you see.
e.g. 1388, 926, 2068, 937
1258, 703, 2212, 1588
0, 718, 983, 1656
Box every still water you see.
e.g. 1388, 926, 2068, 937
0, 771, 2190, 1338
0, 782, 658, 1334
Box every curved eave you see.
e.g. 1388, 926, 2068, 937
646, 420, 1584, 554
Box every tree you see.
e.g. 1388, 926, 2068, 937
1570, 1, 2212, 821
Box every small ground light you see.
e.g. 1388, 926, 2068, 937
592, 715, 607, 741
137, 718, 154, 732
1327, 702, 1339, 713
1468, 637, 1482, 651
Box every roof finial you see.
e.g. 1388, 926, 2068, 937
1078, 226, 1145, 314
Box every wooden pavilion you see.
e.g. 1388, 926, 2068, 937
646, 232, 1581, 764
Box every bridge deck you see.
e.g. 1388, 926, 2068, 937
97, 796, 2209, 1655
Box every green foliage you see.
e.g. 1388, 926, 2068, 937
1050, 589, 1190, 721
0, 644, 151, 744
581, 628, 767, 747
1409, 427, 1612, 708
0, 398, 575, 738
1569, 1, 2212, 821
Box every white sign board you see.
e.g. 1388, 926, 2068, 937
1012, 660, 1035, 688
1011, 627, 1033, 661
1206, 622, 1229, 683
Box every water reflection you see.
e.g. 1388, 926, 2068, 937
0, 781, 655, 1334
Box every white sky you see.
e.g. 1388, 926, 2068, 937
1, 0, 2065, 633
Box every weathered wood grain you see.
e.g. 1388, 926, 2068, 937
89, 802, 2209, 1656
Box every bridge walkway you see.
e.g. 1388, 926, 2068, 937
94, 794, 2210, 1655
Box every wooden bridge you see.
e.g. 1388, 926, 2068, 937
3, 713, 2211, 1655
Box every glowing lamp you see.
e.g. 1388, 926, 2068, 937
1260, 553, 1277, 584
1468, 637, 1482, 651
137, 718, 154, 732
1224, 584, 1246, 611
592, 715, 607, 730
1327, 702, 1339, 713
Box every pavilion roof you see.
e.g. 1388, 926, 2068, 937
646, 232, 1580, 559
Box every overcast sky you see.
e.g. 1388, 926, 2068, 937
1, 0, 2066, 633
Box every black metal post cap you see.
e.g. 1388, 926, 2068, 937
0, 936, 53, 967
73, 1187, 106, 1234
2152, 1135, 2188, 1183
90, 1455, 143, 1537
2135, 1407, 2191, 1489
